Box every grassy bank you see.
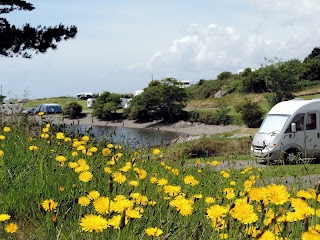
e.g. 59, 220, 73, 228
0, 116, 320, 239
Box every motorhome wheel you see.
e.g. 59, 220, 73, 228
284, 148, 300, 164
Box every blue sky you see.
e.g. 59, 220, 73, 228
1, 0, 320, 99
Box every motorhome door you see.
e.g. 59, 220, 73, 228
305, 112, 320, 157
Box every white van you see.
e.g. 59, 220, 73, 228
251, 98, 320, 163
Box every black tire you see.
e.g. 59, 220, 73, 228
284, 148, 300, 164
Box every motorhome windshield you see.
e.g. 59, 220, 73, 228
258, 114, 290, 134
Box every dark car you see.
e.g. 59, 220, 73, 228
34, 104, 63, 114
22, 107, 36, 115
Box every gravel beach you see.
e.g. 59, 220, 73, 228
35, 114, 243, 136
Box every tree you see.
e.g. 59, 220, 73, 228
128, 78, 188, 122
217, 71, 232, 81
300, 47, 320, 82
92, 92, 121, 120
63, 102, 82, 119
0, 1, 77, 58
235, 98, 264, 128
263, 58, 297, 107
241, 69, 267, 93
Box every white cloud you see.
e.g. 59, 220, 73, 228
137, 23, 320, 77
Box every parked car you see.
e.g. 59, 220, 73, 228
34, 104, 63, 114
22, 107, 36, 115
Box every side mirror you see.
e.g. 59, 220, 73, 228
291, 122, 297, 133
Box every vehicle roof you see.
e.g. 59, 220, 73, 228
40, 103, 61, 106
269, 99, 320, 115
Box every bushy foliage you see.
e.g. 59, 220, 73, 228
241, 69, 268, 93
188, 106, 233, 125
217, 71, 232, 81
235, 98, 264, 128
128, 78, 188, 122
63, 102, 83, 119
0, 0, 77, 58
93, 92, 122, 120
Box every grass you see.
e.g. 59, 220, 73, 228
0, 116, 320, 238
23, 97, 90, 111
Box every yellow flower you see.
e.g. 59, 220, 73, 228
38, 111, 44, 116
265, 184, 290, 205
81, 135, 90, 141
0, 214, 10, 222
157, 178, 168, 186
163, 185, 181, 196
4, 222, 18, 233
129, 180, 139, 187
79, 171, 93, 182
41, 199, 58, 212
89, 147, 98, 153
79, 214, 108, 233
211, 160, 220, 166
68, 162, 78, 169
230, 199, 258, 224
205, 197, 216, 204
145, 227, 163, 237
0, 150, 4, 157
206, 204, 228, 219
72, 141, 82, 148
112, 171, 127, 184
55, 155, 67, 162
150, 176, 157, 184
230, 181, 236, 186
104, 167, 112, 173
114, 144, 122, 149
302, 228, 320, 240
3, 127, 10, 132
78, 196, 91, 206
93, 197, 111, 214
107, 143, 113, 148
88, 190, 100, 200
0, 135, 5, 140
42, 127, 49, 133
224, 188, 235, 200
102, 148, 111, 156
56, 132, 65, 140
40, 133, 49, 139
135, 168, 147, 179
184, 175, 199, 186
152, 148, 161, 155
220, 170, 230, 178
71, 151, 78, 157
29, 145, 39, 151
126, 208, 142, 219
64, 137, 72, 142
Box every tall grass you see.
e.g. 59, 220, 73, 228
0, 116, 320, 239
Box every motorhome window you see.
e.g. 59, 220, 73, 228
285, 113, 304, 133
306, 113, 316, 130
258, 114, 289, 134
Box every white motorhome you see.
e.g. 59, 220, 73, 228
251, 98, 320, 163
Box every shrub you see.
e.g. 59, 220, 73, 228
188, 107, 233, 125
235, 99, 264, 128
63, 102, 83, 119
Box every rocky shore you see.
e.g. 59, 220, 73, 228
34, 114, 243, 136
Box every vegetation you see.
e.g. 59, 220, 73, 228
0, 117, 320, 239
0, 0, 77, 58
235, 99, 264, 128
127, 78, 188, 122
92, 91, 122, 121
63, 102, 83, 119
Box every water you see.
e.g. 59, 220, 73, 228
63, 124, 183, 148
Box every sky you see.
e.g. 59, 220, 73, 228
1, 0, 320, 99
